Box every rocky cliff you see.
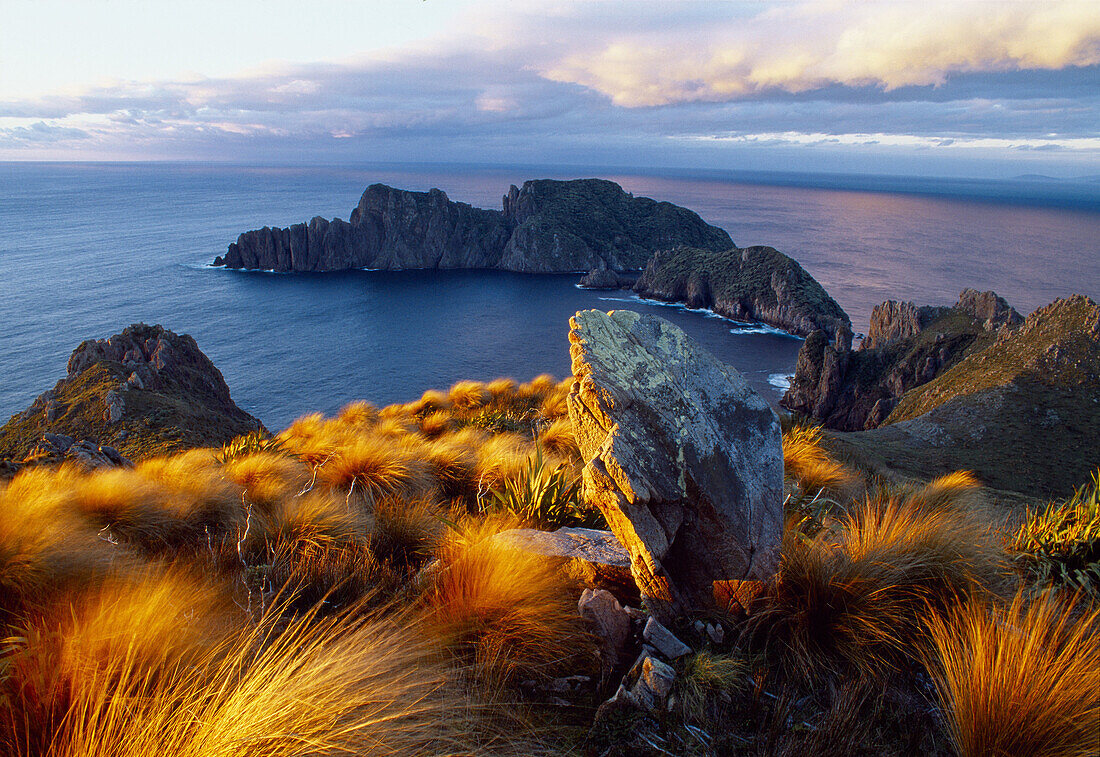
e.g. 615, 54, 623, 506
0, 324, 265, 463
825, 295, 1100, 499
631, 245, 851, 339
782, 289, 1021, 430
215, 179, 733, 273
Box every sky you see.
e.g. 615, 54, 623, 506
1, 0, 1098, 178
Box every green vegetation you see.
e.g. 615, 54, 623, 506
1012, 470, 1100, 595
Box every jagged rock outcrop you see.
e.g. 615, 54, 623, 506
782, 290, 1021, 430
566, 310, 783, 623
215, 179, 733, 274
826, 295, 1100, 498
632, 245, 851, 339
0, 324, 265, 462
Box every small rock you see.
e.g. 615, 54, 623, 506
43, 433, 74, 453
642, 616, 692, 659
578, 588, 631, 670
706, 623, 725, 644
103, 390, 125, 423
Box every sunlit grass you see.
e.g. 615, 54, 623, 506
926, 590, 1100, 757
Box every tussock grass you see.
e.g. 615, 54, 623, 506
0, 467, 119, 616
782, 423, 859, 501
926, 590, 1100, 757
417, 517, 594, 691
749, 473, 1010, 680
318, 437, 430, 503
449, 380, 489, 410
1, 587, 466, 756
536, 417, 579, 460
675, 651, 744, 722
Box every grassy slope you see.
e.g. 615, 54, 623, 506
0, 357, 263, 462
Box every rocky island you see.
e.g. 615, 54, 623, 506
214, 178, 733, 273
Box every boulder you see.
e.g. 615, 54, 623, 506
642, 616, 692, 659
490, 526, 635, 595
567, 309, 784, 623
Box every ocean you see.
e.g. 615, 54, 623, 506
1, 162, 1097, 431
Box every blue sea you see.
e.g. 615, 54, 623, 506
1, 162, 1097, 431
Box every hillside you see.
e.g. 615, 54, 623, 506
0, 324, 264, 464
827, 295, 1100, 499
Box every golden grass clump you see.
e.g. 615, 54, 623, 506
417, 517, 594, 691
423, 435, 482, 501
538, 382, 572, 420
782, 423, 859, 500
370, 494, 443, 569
222, 451, 309, 510
473, 433, 536, 491
749, 472, 1010, 679
1, 585, 465, 757
317, 436, 430, 503
407, 389, 451, 417
337, 399, 378, 427
449, 380, 489, 410
134, 449, 243, 533
0, 467, 118, 615
536, 417, 579, 460
926, 590, 1100, 757
418, 410, 452, 439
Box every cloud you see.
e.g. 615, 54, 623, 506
543, 0, 1100, 106
0, 0, 1097, 173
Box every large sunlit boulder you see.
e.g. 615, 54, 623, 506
566, 309, 783, 623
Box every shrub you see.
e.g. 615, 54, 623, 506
926, 590, 1100, 757
1012, 470, 1100, 595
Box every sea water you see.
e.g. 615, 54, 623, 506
1, 162, 1096, 430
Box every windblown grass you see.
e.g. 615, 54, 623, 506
1, 579, 467, 757
926, 590, 1100, 757
782, 422, 859, 501
748, 473, 1009, 680
417, 517, 595, 692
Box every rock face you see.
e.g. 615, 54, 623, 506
566, 310, 784, 622
632, 245, 851, 339
783, 290, 1022, 430
826, 295, 1100, 499
0, 324, 265, 462
215, 179, 733, 274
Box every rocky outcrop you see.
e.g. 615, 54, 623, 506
782, 290, 1021, 430
825, 295, 1100, 498
215, 179, 733, 274
0, 324, 265, 462
566, 310, 783, 623
632, 245, 851, 339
